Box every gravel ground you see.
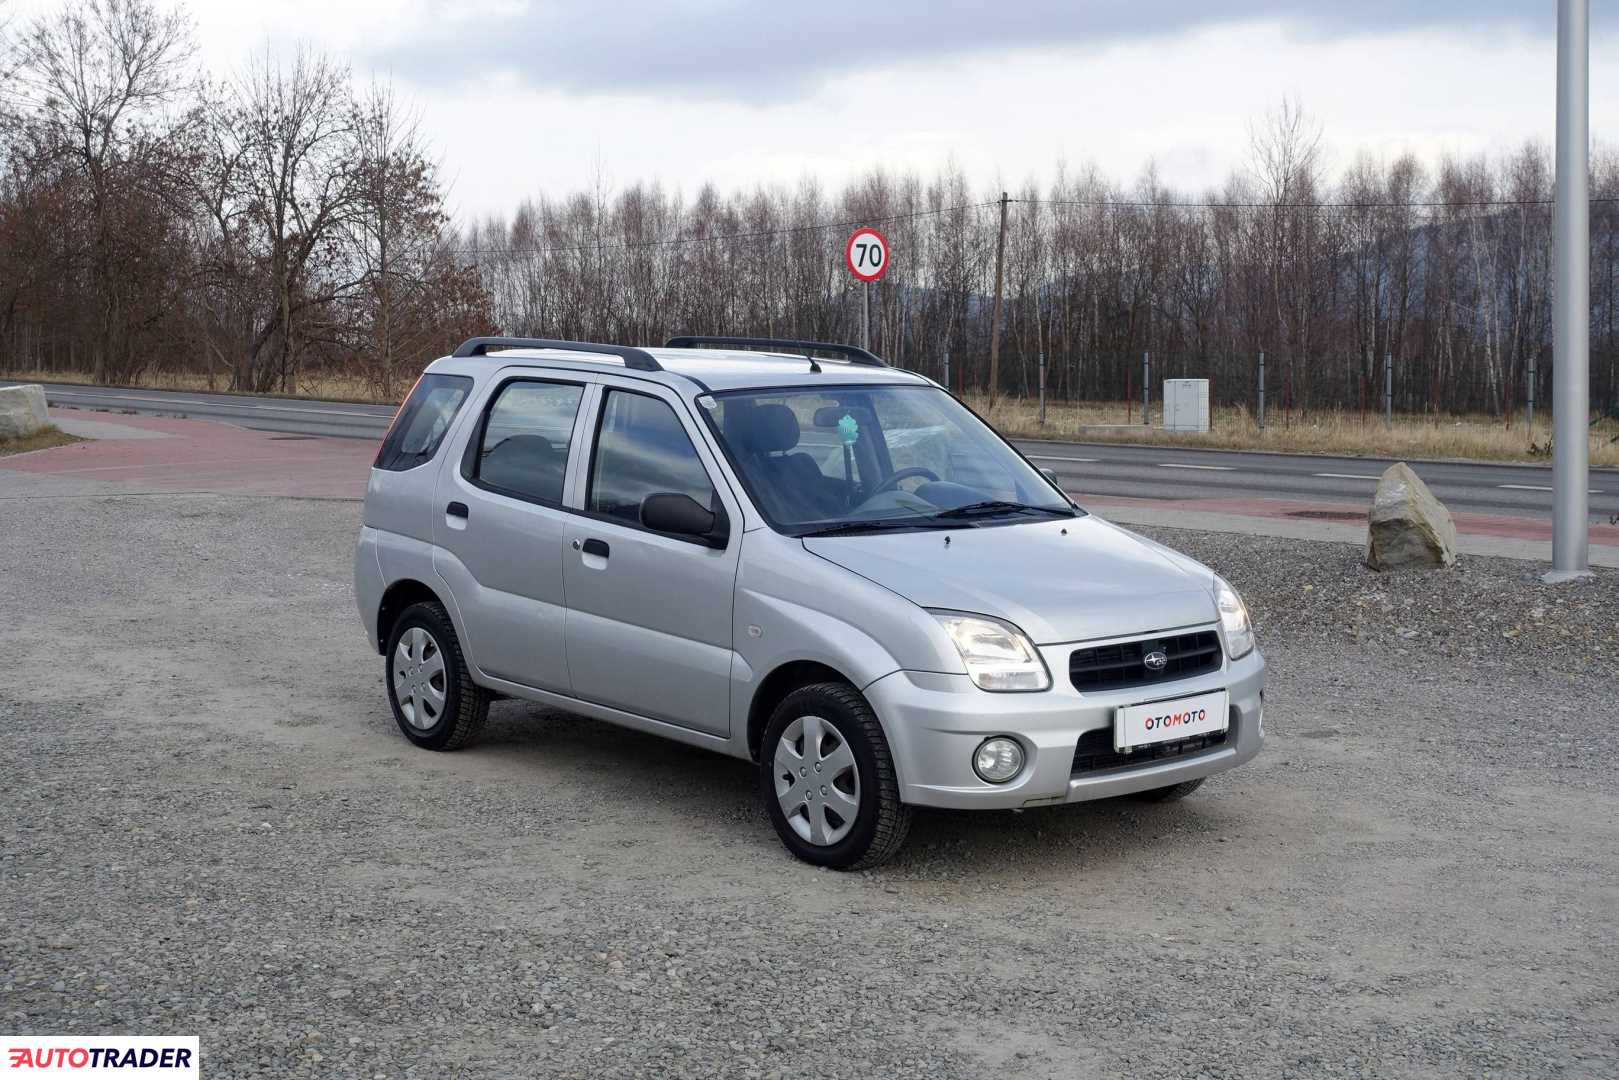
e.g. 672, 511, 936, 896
2, 490, 1617, 1079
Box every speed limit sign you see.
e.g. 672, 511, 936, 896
845, 227, 890, 283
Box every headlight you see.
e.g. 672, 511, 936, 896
1214, 577, 1254, 660
930, 611, 1052, 692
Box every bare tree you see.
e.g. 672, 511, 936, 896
12, 0, 194, 380
227, 48, 360, 391
350, 79, 446, 397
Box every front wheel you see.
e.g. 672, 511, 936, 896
759, 683, 912, 870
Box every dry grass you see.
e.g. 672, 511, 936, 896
968, 395, 1619, 468
3, 368, 389, 405
8, 366, 1617, 467
0, 425, 82, 457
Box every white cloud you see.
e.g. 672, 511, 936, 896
418, 19, 1590, 219
9, 0, 1612, 221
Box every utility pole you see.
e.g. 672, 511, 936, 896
1258, 351, 1266, 430
987, 192, 1010, 408
1142, 350, 1151, 426
1384, 351, 1393, 427
1549, 0, 1592, 581
1527, 353, 1537, 431
1038, 351, 1047, 426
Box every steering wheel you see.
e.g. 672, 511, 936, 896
866, 466, 940, 497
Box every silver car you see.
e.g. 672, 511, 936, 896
354, 335, 1264, 868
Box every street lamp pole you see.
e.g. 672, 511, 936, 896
1548, 0, 1592, 581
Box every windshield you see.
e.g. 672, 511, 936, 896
698, 384, 1076, 535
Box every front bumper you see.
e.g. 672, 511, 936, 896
864, 634, 1265, 810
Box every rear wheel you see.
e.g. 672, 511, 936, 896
385, 601, 488, 751
759, 683, 911, 870
1135, 777, 1205, 802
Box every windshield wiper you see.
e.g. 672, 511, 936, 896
931, 500, 1071, 521
798, 519, 959, 537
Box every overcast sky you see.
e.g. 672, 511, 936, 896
22, 1, 1619, 221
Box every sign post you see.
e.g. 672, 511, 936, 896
845, 227, 890, 353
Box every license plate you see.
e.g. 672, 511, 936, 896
1115, 689, 1229, 750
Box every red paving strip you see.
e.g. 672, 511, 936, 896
1074, 492, 1619, 546
4, 409, 374, 499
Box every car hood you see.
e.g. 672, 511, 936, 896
801, 514, 1217, 644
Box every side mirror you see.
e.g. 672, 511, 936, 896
1040, 467, 1060, 484
641, 492, 728, 547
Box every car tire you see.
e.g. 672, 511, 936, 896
759, 682, 912, 870
1136, 777, 1206, 802
384, 601, 488, 751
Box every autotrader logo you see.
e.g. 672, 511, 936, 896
2, 1037, 198, 1078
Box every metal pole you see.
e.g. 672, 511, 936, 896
1258, 351, 1266, 430
1550, 0, 1591, 580
1527, 354, 1537, 432
1142, 350, 1150, 426
1038, 351, 1047, 426
943, 348, 950, 394
862, 281, 870, 352
1384, 351, 1393, 428
987, 192, 1010, 407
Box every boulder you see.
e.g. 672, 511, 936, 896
0, 383, 49, 439
1366, 462, 1458, 571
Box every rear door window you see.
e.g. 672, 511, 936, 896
470, 380, 586, 505
375, 373, 473, 471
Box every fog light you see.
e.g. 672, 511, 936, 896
973, 737, 1025, 784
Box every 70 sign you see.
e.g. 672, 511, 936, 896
845, 227, 890, 283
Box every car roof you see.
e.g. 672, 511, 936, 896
425, 346, 935, 394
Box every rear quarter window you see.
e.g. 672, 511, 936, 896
375, 374, 473, 471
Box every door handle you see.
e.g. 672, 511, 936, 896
446, 501, 469, 519
581, 538, 610, 558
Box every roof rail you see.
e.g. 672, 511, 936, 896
453, 336, 662, 372
664, 335, 886, 368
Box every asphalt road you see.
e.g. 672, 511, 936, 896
30, 380, 1619, 521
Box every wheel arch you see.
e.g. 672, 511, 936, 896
746, 659, 857, 762
375, 578, 447, 655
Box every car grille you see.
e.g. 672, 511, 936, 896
1070, 714, 1233, 777
1068, 630, 1222, 693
